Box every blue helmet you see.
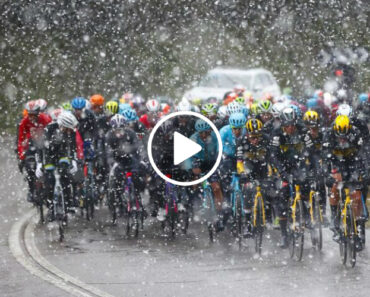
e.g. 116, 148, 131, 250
195, 119, 211, 132
119, 103, 132, 114
290, 104, 302, 118
359, 93, 368, 103
229, 112, 246, 128
240, 106, 249, 118
306, 98, 318, 109
121, 108, 138, 122
71, 97, 86, 109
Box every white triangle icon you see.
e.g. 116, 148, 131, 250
174, 132, 202, 165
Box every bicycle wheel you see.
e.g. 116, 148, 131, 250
310, 195, 323, 251
294, 199, 304, 261
203, 187, 216, 242
235, 191, 243, 251
254, 198, 264, 256
178, 210, 189, 235
347, 205, 356, 268
339, 207, 347, 265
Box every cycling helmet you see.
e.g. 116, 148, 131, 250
192, 105, 200, 113
25, 100, 40, 115
121, 108, 138, 122
229, 113, 246, 128
250, 102, 262, 116
105, 100, 119, 115
227, 101, 242, 115
71, 97, 86, 109
90, 94, 105, 106
110, 114, 126, 128
306, 98, 318, 109
333, 115, 350, 136
246, 118, 263, 135
119, 103, 132, 114
271, 102, 286, 117
61, 101, 73, 111
201, 103, 218, 116
50, 108, 62, 122
358, 93, 369, 103
240, 105, 249, 118
35, 99, 47, 112
258, 100, 272, 113
146, 99, 160, 112
234, 96, 245, 105
131, 94, 145, 105
290, 104, 302, 118
336, 104, 353, 117
303, 110, 319, 127
280, 107, 297, 126
57, 111, 78, 129
161, 103, 171, 114
191, 97, 202, 106
217, 105, 228, 119
177, 100, 192, 112
195, 119, 211, 132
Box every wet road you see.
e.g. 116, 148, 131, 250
1, 136, 370, 297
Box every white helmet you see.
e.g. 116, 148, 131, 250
57, 111, 78, 129
217, 105, 228, 119
146, 99, 160, 112
35, 98, 47, 112
272, 102, 287, 117
176, 100, 192, 112
227, 101, 242, 115
50, 108, 62, 122
336, 103, 353, 117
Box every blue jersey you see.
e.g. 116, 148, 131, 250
219, 125, 246, 158
189, 131, 218, 166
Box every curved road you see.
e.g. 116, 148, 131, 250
1, 136, 369, 297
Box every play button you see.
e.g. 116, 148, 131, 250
173, 132, 202, 166
147, 111, 223, 186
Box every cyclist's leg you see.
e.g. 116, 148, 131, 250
59, 165, 73, 212
277, 178, 290, 248
44, 169, 56, 221
24, 156, 36, 202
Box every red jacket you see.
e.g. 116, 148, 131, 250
139, 114, 153, 129
17, 113, 51, 160
75, 129, 84, 160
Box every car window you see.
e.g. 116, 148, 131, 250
199, 73, 252, 89
261, 74, 273, 86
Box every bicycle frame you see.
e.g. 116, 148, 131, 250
201, 179, 215, 210
341, 188, 358, 236
164, 181, 178, 215
231, 173, 243, 216
253, 185, 265, 227
308, 181, 323, 224
290, 184, 301, 228
125, 173, 140, 212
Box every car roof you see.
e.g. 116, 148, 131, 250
208, 68, 271, 75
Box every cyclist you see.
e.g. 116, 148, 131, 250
302, 110, 328, 224
173, 100, 195, 138
236, 118, 274, 237
323, 115, 368, 250
120, 108, 147, 144
270, 107, 308, 248
256, 99, 276, 136
107, 114, 146, 222
215, 113, 247, 231
18, 100, 51, 202
201, 103, 224, 129
37, 112, 80, 220
139, 99, 160, 129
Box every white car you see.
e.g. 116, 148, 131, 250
183, 68, 281, 103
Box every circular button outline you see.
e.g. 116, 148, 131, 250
147, 111, 223, 186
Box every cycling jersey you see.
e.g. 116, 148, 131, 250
219, 124, 246, 158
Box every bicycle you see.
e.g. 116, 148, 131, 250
124, 172, 145, 238
337, 183, 358, 267
161, 172, 190, 238
200, 178, 217, 243
250, 180, 266, 256
287, 183, 305, 261
230, 172, 244, 250
52, 160, 69, 242
307, 178, 324, 251
80, 159, 96, 221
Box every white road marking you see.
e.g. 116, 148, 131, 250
9, 208, 116, 297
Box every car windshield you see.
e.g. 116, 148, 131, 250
198, 72, 252, 89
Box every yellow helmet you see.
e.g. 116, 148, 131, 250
105, 100, 119, 115
333, 115, 350, 135
303, 110, 319, 126
250, 102, 262, 115
246, 118, 263, 134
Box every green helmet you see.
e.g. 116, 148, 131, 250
250, 102, 262, 115
105, 100, 119, 115
201, 103, 218, 116
234, 96, 245, 105
258, 99, 272, 113
61, 101, 72, 111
